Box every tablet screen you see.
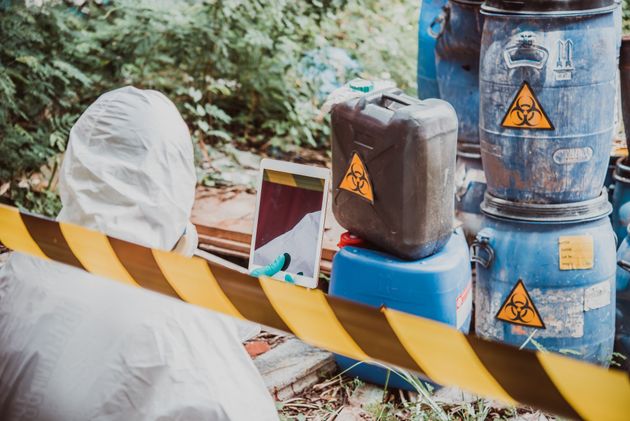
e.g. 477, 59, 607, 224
252, 169, 326, 283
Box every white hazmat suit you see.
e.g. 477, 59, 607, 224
0, 87, 278, 421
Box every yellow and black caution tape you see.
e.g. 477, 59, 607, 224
263, 169, 325, 192
0, 204, 628, 421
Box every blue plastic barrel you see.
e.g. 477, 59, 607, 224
417, 0, 447, 99
473, 192, 616, 365
329, 229, 472, 390
455, 146, 486, 243
612, 158, 630, 242
435, 0, 484, 147
614, 229, 630, 371
479, 0, 618, 203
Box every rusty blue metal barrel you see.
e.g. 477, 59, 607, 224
479, 0, 617, 203
435, 0, 484, 148
472, 192, 616, 365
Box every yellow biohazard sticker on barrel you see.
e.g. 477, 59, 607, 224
559, 235, 594, 270
339, 153, 374, 203
501, 82, 554, 130
496, 279, 545, 329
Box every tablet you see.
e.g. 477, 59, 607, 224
249, 159, 330, 288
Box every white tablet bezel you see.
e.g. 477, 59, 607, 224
249, 158, 330, 288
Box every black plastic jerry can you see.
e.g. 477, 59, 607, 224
331, 88, 458, 260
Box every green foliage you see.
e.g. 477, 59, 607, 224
320, 0, 418, 93
0, 6, 89, 182
0, 0, 418, 213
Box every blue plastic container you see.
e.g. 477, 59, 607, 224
479, 0, 618, 203
614, 228, 630, 371
417, 0, 447, 99
330, 229, 472, 390
435, 0, 483, 147
473, 192, 616, 365
611, 158, 630, 243
455, 146, 486, 243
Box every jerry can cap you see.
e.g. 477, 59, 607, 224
338, 232, 366, 248
348, 79, 374, 93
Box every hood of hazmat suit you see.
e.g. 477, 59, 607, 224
0, 86, 278, 421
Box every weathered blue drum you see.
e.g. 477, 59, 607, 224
473, 192, 616, 365
480, 0, 617, 203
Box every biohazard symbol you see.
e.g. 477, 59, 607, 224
339, 153, 374, 203
495, 279, 545, 329
501, 82, 554, 130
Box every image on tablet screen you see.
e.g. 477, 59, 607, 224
252, 169, 325, 278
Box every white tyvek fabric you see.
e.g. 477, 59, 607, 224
57, 86, 196, 251
0, 87, 278, 421
253, 211, 322, 278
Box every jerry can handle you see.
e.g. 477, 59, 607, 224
427, 4, 450, 39
381, 92, 413, 107
617, 259, 630, 273
471, 237, 494, 268
503, 32, 548, 70
358, 90, 409, 110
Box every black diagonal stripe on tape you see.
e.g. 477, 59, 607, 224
208, 263, 291, 332
21, 213, 85, 270
108, 237, 181, 298
466, 336, 581, 420
326, 295, 427, 377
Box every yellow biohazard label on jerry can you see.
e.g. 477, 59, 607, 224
339, 153, 374, 203
501, 82, 554, 130
495, 279, 545, 329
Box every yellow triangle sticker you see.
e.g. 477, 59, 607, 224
501, 82, 554, 130
495, 279, 545, 329
339, 153, 374, 203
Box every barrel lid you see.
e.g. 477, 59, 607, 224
614, 157, 630, 183
481, 190, 611, 223
482, 0, 615, 14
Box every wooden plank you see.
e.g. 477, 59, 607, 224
254, 338, 337, 401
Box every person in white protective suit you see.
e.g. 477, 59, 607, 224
0, 86, 279, 421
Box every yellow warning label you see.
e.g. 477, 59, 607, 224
559, 235, 594, 271
501, 82, 554, 130
496, 279, 545, 329
339, 153, 374, 203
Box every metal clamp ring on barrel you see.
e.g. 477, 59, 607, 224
427, 4, 450, 39
471, 237, 494, 268
617, 259, 630, 273
503, 32, 549, 70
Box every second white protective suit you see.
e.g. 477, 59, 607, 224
0, 86, 278, 421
